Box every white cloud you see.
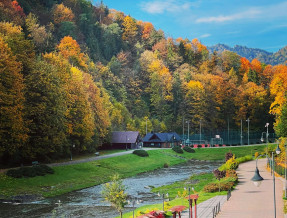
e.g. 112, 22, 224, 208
200, 33, 211, 38
196, 9, 261, 23
140, 0, 192, 14
195, 1, 287, 24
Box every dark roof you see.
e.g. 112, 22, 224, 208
143, 132, 181, 143
112, 131, 140, 144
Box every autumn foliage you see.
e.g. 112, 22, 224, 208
0, 0, 286, 164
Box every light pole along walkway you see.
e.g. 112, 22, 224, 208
218, 158, 284, 218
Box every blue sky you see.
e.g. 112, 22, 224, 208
99, 0, 287, 52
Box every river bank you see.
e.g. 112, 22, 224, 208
0, 145, 268, 202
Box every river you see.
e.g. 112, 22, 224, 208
0, 160, 222, 218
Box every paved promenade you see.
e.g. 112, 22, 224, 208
181, 158, 285, 218
218, 158, 284, 218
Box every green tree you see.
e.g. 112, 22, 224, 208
101, 174, 128, 218
25, 59, 68, 161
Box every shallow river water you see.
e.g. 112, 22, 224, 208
0, 160, 221, 218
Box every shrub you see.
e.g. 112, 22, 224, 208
190, 145, 194, 148
226, 144, 230, 146
220, 181, 235, 191
226, 169, 238, 182
183, 146, 195, 153
172, 146, 183, 154
35, 164, 54, 174
133, 150, 149, 157
6, 165, 54, 178
213, 169, 226, 180
226, 155, 239, 170
19, 167, 37, 177
6, 169, 23, 178
225, 152, 233, 162
236, 155, 252, 164
203, 183, 218, 192
197, 144, 202, 148
219, 144, 222, 147
163, 163, 169, 168
254, 152, 259, 158
203, 179, 235, 193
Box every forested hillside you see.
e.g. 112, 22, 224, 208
1, 0, 287, 164
208, 44, 287, 65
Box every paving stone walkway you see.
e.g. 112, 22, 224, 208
217, 158, 285, 218
181, 195, 227, 218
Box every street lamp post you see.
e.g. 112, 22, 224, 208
240, 119, 243, 146
183, 117, 185, 146
70, 144, 75, 161
158, 192, 169, 211
266, 123, 269, 144
186, 121, 190, 146
199, 120, 202, 143
246, 118, 250, 145
128, 198, 142, 218
251, 144, 281, 218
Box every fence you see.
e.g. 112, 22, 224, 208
212, 201, 221, 218
273, 161, 286, 176
182, 130, 276, 145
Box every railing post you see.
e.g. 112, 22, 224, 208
194, 199, 197, 218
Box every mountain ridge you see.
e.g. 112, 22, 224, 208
208, 43, 287, 65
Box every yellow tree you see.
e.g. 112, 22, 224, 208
67, 67, 95, 151
270, 65, 287, 115
57, 36, 88, 70
183, 80, 207, 128
235, 82, 267, 125
122, 15, 138, 42
0, 37, 27, 157
53, 3, 75, 24
83, 73, 111, 146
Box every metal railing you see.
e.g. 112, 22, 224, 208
212, 201, 221, 218
273, 161, 285, 176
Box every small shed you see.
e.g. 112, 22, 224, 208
143, 132, 181, 148
111, 131, 142, 149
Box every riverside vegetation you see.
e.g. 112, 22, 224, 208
0, 145, 271, 201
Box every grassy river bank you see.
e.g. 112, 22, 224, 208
0, 145, 268, 200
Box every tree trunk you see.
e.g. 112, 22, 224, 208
120, 211, 122, 218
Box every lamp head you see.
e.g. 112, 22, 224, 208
251, 167, 264, 187
276, 144, 281, 155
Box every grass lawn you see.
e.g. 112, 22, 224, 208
0, 150, 185, 198
0, 145, 273, 199
162, 144, 271, 161
45, 149, 125, 164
